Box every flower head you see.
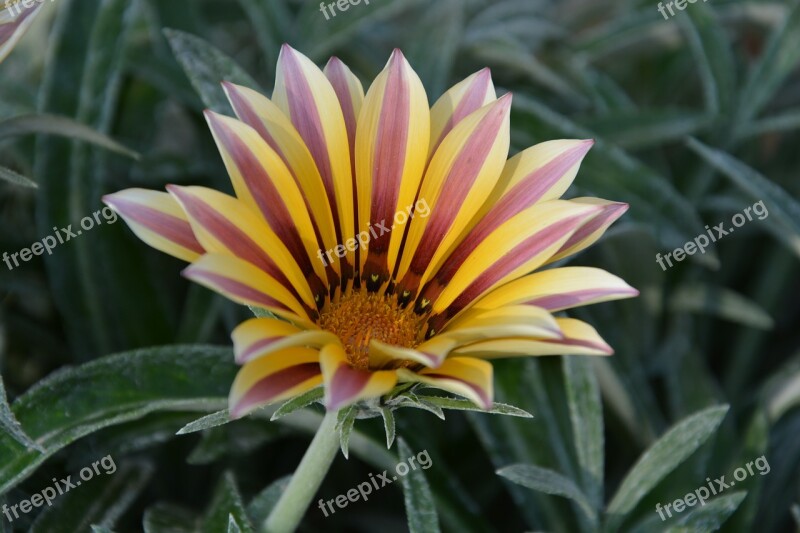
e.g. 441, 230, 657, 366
104, 45, 638, 418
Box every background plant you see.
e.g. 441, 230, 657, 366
0, 0, 798, 531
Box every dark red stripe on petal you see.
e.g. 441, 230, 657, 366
232, 362, 320, 418
0, 4, 38, 43
279, 48, 341, 236
107, 197, 203, 254
362, 51, 411, 288
185, 270, 292, 314
211, 118, 327, 305
238, 336, 281, 364
397, 95, 512, 300
168, 186, 298, 294
224, 85, 344, 293
545, 337, 613, 353
527, 288, 639, 311
419, 142, 594, 301
432, 68, 493, 154
327, 364, 372, 410
424, 215, 588, 332
325, 58, 358, 160
555, 203, 628, 255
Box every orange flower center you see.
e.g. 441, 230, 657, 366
319, 291, 426, 370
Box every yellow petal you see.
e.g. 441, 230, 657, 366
167, 185, 319, 309
453, 318, 614, 359
232, 317, 339, 364
273, 45, 355, 282
222, 82, 341, 279
204, 111, 328, 292
394, 96, 512, 299
468, 267, 639, 312
429, 68, 495, 158
356, 49, 430, 289
184, 253, 315, 328
229, 347, 322, 418
397, 357, 493, 409
319, 344, 397, 410
102, 189, 203, 262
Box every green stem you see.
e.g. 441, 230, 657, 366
262, 409, 340, 533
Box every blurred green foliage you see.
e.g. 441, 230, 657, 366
0, 0, 799, 531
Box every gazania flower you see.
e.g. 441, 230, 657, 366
104, 45, 638, 419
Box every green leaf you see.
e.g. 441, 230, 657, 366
606, 405, 729, 529
381, 407, 396, 449
246, 475, 291, 527
497, 463, 597, 525
393, 393, 445, 420
201, 471, 254, 533
30, 461, 153, 533
0, 114, 139, 159
581, 110, 712, 150
270, 387, 323, 421
687, 138, 800, 259
0, 165, 37, 187
669, 284, 774, 330
36, 0, 168, 358
681, 1, 736, 115
0, 373, 42, 451
142, 503, 197, 533
0, 345, 234, 494
792, 504, 800, 527
164, 28, 261, 114
734, 1, 800, 131
398, 438, 440, 533
414, 395, 532, 417
634, 492, 746, 533
563, 356, 603, 509
176, 409, 231, 435
337, 405, 357, 459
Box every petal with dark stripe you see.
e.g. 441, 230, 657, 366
205, 111, 328, 302
184, 254, 315, 327
547, 199, 629, 264
469, 267, 639, 313
233, 317, 338, 364
453, 318, 614, 359
222, 82, 340, 282
167, 185, 317, 310
422, 200, 602, 332
102, 189, 203, 262
273, 45, 355, 283
395, 95, 512, 302
397, 357, 494, 409
429, 68, 495, 158
356, 49, 430, 290
229, 347, 322, 419
320, 344, 397, 410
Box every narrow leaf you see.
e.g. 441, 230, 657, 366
398, 438, 440, 533
0, 165, 37, 188
164, 28, 261, 114
497, 463, 596, 525
606, 405, 729, 526
270, 387, 323, 421
381, 407, 396, 449
415, 395, 532, 417
177, 409, 232, 435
